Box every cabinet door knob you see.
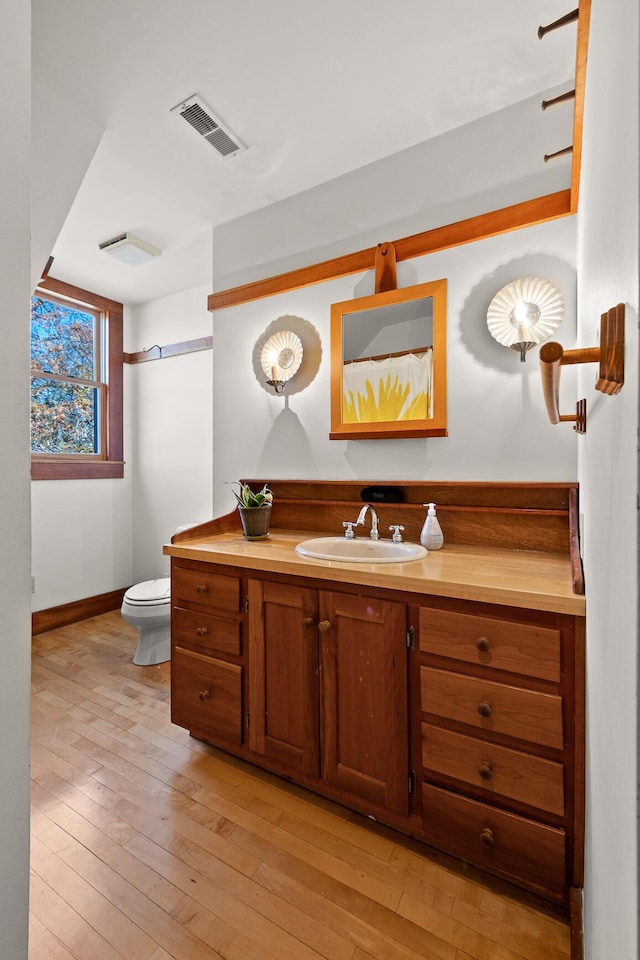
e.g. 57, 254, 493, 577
196, 626, 209, 637
195, 584, 208, 594
480, 827, 494, 849
318, 620, 331, 633
478, 761, 493, 780
477, 699, 493, 719
302, 617, 314, 627
476, 635, 491, 653
199, 689, 210, 702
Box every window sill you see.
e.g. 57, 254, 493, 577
31, 460, 125, 480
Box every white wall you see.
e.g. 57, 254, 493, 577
30, 476, 134, 611
128, 281, 213, 581
212, 86, 574, 293
30, 318, 134, 611
212, 216, 578, 517
577, 0, 639, 956
31, 77, 103, 294
0, 2, 31, 957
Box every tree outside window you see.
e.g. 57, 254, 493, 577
31, 277, 124, 480
31, 295, 101, 455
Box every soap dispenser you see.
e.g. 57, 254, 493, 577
420, 502, 444, 550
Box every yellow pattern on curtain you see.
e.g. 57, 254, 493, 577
342, 349, 433, 424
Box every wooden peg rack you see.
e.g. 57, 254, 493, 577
539, 303, 625, 433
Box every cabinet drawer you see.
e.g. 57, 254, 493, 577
422, 723, 565, 816
173, 566, 241, 612
422, 783, 566, 900
172, 647, 242, 745
173, 606, 241, 656
419, 607, 561, 682
421, 667, 564, 750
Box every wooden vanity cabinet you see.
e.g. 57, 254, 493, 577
418, 599, 581, 902
170, 560, 245, 747
171, 559, 412, 821
168, 553, 583, 905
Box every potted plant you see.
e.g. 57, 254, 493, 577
231, 481, 273, 540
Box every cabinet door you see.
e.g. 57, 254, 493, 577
319, 592, 409, 816
248, 580, 320, 777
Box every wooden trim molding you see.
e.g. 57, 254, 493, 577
208, 191, 572, 312
568, 488, 585, 593
32, 587, 128, 636
31, 460, 125, 480
569, 887, 584, 960
570, 0, 592, 213
123, 335, 213, 364
37, 276, 124, 315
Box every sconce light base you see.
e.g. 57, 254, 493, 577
266, 378, 286, 395
510, 341, 537, 362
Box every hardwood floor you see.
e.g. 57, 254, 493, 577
30, 611, 571, 960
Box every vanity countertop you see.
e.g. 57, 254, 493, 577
164, 529, 586, 616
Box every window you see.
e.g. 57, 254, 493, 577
30, 277, 123, 479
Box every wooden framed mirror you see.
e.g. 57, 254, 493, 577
330, 278, 447, 440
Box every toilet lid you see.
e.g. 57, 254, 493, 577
125, 578, 171, 603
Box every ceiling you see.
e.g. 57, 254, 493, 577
32, 1, 578, 305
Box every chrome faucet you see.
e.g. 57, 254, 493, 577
356, 503, 380, 540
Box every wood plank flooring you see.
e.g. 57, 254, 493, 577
30, 611, 571, 960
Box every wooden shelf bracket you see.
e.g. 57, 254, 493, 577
539, 303, 625, 433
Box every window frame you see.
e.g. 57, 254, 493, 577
31, 277, 124, 480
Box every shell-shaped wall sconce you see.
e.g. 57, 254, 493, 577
487, 277, 565, 362
260, 330, 303, 393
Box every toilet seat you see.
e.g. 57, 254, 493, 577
123, 578, 170, 606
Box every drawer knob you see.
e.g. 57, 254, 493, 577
195, 584, 208, 594
480, 827, 494, 849
478, 761, 493, 781
196, 626, 209, 637
302, 617, 314, 627
199, 689, 210, 702
318, 620, 332, 633
477, 700, 493, 719
476, 635, 491, 653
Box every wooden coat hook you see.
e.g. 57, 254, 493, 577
539, 303, 625, 433
538, 8, 578, 39
374, 242, 397, 293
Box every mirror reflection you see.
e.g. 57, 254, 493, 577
330, 279, 447, 440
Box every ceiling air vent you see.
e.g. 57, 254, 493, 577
171, 94, 245, 159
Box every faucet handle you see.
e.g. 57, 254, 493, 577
389, 524, 405, 543
342, 521, 356, 539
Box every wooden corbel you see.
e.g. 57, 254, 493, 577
374, 242, 397, 294
539, 303, 625, 433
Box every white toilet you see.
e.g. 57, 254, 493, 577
122, 525, 200, 665
121, 577, 172, 665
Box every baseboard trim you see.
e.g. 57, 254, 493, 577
570, 887, 584, 960
32, 588, 128, 636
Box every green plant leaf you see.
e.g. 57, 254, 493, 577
227, 481, 273, 508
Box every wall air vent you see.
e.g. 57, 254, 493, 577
170, 94, 245, 159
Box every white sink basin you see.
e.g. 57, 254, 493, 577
295, 537, 428, 563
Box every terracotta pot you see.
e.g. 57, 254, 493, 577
238, 504, 272, 540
